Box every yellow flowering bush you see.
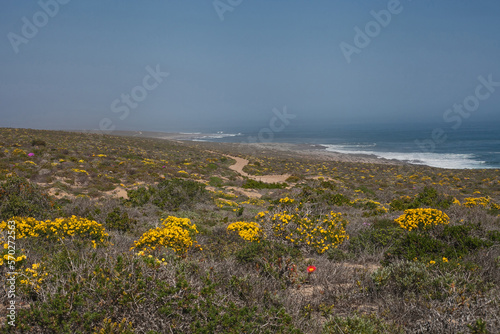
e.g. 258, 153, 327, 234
12, 148, 27, 156
18, 263, 48, 292
241, 198, 266, 206
227, 222, 263, 242
131, 216, 199, 254
255, 211, 268, 219
463, 197, 490, 208
142, 158, 156, 166
279, 197, 295, 204
461, 197, 499, 215
72, 168, 89, 175
395, 208, 450, 231
491, 202, 500, 211
0, 248, 26, 267
257, 210, 349, 254
134, 250, 168, 266
210, 190, 238, 199
0, 216, 109, 246
350, 198, 388, 215
215, 198, 239, 209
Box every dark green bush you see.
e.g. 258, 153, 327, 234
390, 186, 454, 211
298, 183, 350, 207
235, 240, 301, 265
325, 193, 351, 206
349, 219, 404, 255
326, 248, 354, 261
0, 177, 54, 220
31, 139, 46, 146
242, 179, 286, 189
467, 318, 488, 334
154, 178, 208, 210
127, 186, 151, 206
209, 176, 223, 187
372, 261, 433, 296
236, 240, 302, 286
355, 186, 375, 196
105, 207, 136, 232
285, 175, 301, 183
487, 230, 500, 242
415, 186, 454, 209
127, 178, 209, 211
384, 223, 491, 264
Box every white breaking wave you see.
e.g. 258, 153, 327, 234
330, 143, 377, 149
190, 133, 243, 141
321, 144, 488, 169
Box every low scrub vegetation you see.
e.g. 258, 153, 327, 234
0, 128, 499, 333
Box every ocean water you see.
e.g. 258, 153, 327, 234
186, 122, 500, 170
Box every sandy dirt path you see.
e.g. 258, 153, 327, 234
225, 154, 291, 183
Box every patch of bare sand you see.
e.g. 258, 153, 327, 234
104, 187, 129, 199
47, 188, 77, 199
225, 186, 262, 199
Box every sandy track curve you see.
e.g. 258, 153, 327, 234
225, 155, 291, 183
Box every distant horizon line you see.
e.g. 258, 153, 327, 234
2, 118, 500, 134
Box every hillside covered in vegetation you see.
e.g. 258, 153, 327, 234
1, 128, 499, 333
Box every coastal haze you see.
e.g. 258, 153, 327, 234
1, 0, 500, 168
3, 2, 500, 332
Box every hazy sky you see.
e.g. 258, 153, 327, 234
1, 0, 499, 132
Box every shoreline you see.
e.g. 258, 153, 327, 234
77, 130, 406, 165
73, 129, 496, 170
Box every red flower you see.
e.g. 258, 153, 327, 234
307, 265, 316, 273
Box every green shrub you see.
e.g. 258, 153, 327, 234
206, 163, 218, 171
467, 318, 489, 334
415, 186, 454, 209
209, 176, 223, 187
153, 178, 208, 210
349, 219, 404, 255
323, 313, 403, 334
326, 248, 354, 261
285, 175, 301, 183
325, 193, 351, 206
0, 177, 54, 220
235, 240, 301, 265
487, 230, 500, 242
390, 186, 454, 211
31, 139, 46, 146
372, 261, 432, 296
384, 223, 491, 264
242, 179, 286, 189
235, 240, 302, 286
105, 207, 136, 232
127, 186, 151, 206
127, 178, 209, 211
355, 186, 375, 196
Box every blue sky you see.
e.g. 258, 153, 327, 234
1, 0, 499, 132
